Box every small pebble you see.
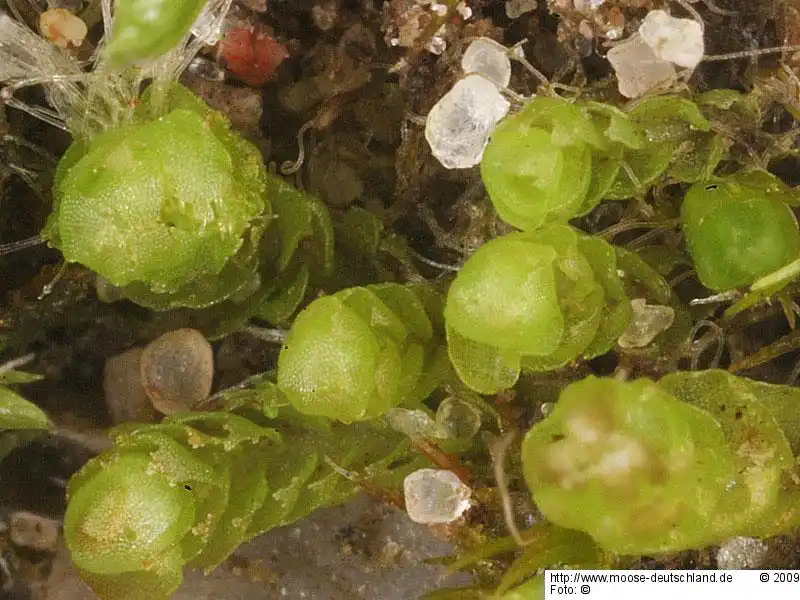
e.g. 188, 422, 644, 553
140, 329, 214, 415
435, 397, 481, 441
10, 511, 60, 553
103, 348, 159, 423
39, 8, 87, 49
403, 468, 471, 524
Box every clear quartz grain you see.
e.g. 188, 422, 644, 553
435, 397, 481, 441
425, 74, 510, 169
461, 38, 511, 87
403, 468, 471, 524
607, 33, 676, 99
617, 298, 675, 348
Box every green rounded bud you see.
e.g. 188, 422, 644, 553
278, 295, 388, 422
64, 453, 195, 575
445, 233, 562, 354
444, 225, 631, 393
44, 86, 269, 309
522, 376, 735, 554
480, 97, 642, 230
278, 284, 440, 422
681, 173, 800, 291
522, 372, 800, 555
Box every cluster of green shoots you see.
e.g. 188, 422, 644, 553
3, 1, 800, 599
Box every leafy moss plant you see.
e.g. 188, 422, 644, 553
33, 74, 334, 316
44, 83, 270, 309
480, 97, 645, 230
9, 1, 800, 596
480, 95, 725, 232
444, 224, 632, 393
522, 371, 800, 555
64, 390, 421, 600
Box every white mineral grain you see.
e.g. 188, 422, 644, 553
425, 74, 510, 169
638, 9, 704, 69
716, 537, 768, 569
403, 469, 471, 524
461, 38, 512, 87
607, 33, 676, 99
573, 0, 605, 11
456, 2, 472, 20
617, 298, 675, 348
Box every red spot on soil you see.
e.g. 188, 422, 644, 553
221, 28, 289, 86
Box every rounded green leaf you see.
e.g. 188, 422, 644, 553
0, 386, 51, 430
445, 226, 632, 391
481, 99, 594, 231
522, 376, 736, 554
446, 326, 521, 394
